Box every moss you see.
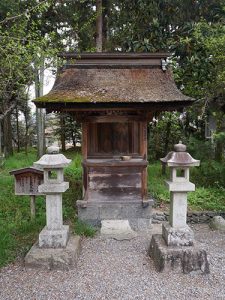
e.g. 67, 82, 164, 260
34, 93, 93, 103
33, 92, 123, 103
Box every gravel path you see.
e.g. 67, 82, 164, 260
1, 224, 225, 300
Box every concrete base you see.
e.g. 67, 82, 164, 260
39, 225, 69, 248
77, 200, 153, 231
101, 220, 137, 240
162, 223, 194, 246
25, 235, 81, 270
149, 234, 209, 274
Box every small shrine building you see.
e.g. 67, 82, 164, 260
34, 53, 193, 227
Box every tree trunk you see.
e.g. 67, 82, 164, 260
16, 107, 20, 152
184, 111, 190, 137
96, 0, 103, 52
24, 104, 29, 155
0, 120, 2, 155
102, 0, 110, 50
215, 112, 224, 162
60, 114, 66, 152
35, 62, 45, 158
3, 113, 13, 157
162, 115, 172, 175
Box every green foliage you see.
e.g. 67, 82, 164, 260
64, 152, 83, 181
74, 219, 97, 237
148, 163, 169, 205
187, 137, 214, 161
188, 187, 225, 211
109, 0, 225, 52
148, 162, 225, 211
148, 112, 185, 161
191, 161, 225, 188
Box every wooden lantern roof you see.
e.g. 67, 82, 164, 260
34, 53, 194, 111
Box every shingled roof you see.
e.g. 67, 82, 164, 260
34, 53, 194, 107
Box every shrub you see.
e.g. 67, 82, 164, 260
191, 160, 225, 188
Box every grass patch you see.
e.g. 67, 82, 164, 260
148, 163, 169, 205
74, 219, 97, 237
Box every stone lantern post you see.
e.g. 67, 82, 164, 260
34, 146, 71, 248
149, 142, 209, 274
25, 147, 81, 270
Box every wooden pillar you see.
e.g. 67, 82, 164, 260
82, 123, 88, 198
140, 121, 147, 159
82, 122, 88, 159
140, 121, 148, 200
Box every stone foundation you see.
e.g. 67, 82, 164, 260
77, 200, 154, 230
39, 225, 69, 248
149, 234, 209, 274
152, 210, 225, 224
25, 235, 81, 270
162, 223, 194, 246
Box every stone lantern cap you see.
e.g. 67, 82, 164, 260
160, 142, 200, 167
33, 147, 71, 169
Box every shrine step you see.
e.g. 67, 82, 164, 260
100, 220, 137, 240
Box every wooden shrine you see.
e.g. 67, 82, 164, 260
34, 53, 194, 228
10, 167, 44, 218
10, 167, 43, 195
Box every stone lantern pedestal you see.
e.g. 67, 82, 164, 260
25, 147, 81, 270
149, 142, 209, 274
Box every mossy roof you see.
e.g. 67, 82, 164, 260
34, 53, 194, 106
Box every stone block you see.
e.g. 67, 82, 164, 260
129, 218, 152, 231
210, 216, 225, 231
25, 235, 81, 271
77, 203, 100, 226
100, 204, 123, 219
101, 220, 137, 240
39, 225, 69, 248
38, 182, 69, 194
149, 234, 209, 274
169, 192, 187, 227
166, 181, 195, 192
162, 223, 194, 246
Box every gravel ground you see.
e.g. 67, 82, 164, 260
1, 224, 225, 300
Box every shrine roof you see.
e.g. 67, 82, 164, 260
34, 53, 194, 108
9, 167, 43, 176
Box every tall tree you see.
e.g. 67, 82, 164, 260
96, 0, 103, 52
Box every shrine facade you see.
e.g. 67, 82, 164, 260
34, 53, 193, 228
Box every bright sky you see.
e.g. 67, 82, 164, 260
29, 68, 56, 113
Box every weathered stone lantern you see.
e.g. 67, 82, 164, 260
149, 142, 209, 274
25, 147, 81, 270
33, 146, 71, 248
161, 141, 200, 246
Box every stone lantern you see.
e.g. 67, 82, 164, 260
160, 142, 200, 246
149, 142, 209, 274
33, 146, 71, 248
25, 147, 81, 270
